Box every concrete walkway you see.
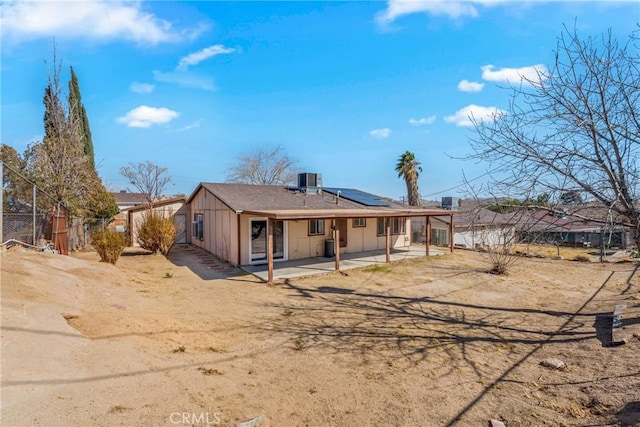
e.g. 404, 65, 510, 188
241, 245, 447, 281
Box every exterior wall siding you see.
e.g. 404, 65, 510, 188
129, 201, 187, 247
189, 188, 239, 265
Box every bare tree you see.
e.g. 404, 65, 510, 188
468, 26, 640, 248
120, 161, 171, 206
226, 145, 299, 185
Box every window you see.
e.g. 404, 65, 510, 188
392, 217, 406, 234
192, 213, 203, 240
352, 218, 366, 228
377, 217, 406, 235
308, 219, 324, 236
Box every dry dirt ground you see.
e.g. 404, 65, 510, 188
1, 244, 639, 427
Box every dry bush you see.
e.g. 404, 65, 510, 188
137, 210, 176, 255
573, 254, 591, 262
487, 246, 522, 274
91, 228, 127, 264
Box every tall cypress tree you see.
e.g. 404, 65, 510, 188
68, 67, 94, 168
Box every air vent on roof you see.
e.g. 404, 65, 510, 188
442, 197, 460, 211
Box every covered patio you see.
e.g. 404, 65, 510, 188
242, 244, 448, 281
238, 208, 454, 283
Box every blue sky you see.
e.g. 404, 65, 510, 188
1, 1, 638, 200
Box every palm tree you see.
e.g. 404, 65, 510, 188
395, 151, 422, 206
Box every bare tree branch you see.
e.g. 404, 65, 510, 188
226, 145, 299, 186
467, 25, 640, 247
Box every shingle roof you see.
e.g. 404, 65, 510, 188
199, 183, 364, 211
111, 191, 148, 205
190, 183, 450, 219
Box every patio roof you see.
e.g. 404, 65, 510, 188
240, 207, 452, 220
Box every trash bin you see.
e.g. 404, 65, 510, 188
324, 239, 335, 258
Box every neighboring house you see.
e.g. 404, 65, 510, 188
436, 208, 516, 249
110, 191, 148, 232
122, 197, 188, 247
517, 208, 632, 249
187, 173, 454, 279
413, 199, 515, 249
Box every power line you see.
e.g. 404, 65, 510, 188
422, 168, 499, 198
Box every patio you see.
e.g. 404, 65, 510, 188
241, 244, 447, 281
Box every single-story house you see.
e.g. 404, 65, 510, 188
431, 208, 516, 249
412, 198, 515, 249
187, 174, 454, 281
122, 197, 188, 246
517, 208, 633, 248
110, 191, 148, 233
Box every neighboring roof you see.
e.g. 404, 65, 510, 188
111, 191, 148, 205
188, 183, 452, 219
518, 209, 618, 233
122, 196, 186, 213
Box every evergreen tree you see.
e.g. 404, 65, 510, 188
68, 67, 94, 168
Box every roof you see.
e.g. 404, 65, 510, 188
122, 196, 186, 213
111, 191, 148, 206
188, 183, 452, 219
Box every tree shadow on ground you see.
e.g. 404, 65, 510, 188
259, 266, 630, 425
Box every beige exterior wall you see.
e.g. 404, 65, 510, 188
189, 188, 239, 265
129, 201, 187, 247
287, 219, 329, 260
237, 216, 412, 265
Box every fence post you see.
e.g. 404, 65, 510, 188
0, 160, 3, 245
32, 184, 37, 246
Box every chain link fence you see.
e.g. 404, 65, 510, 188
1, 161, 86, 254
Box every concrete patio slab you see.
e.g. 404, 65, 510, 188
241, 245, 447, 281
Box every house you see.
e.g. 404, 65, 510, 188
516, 208, 633, 249
413, 198, 516, 249
187, 173, 454, 282
110, 191, 148, 233
122, 196, 188, 246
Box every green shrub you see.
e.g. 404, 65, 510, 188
136, 210, 176, 255
91, 228, 127, 264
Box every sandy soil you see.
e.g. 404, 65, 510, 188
1, 244, 639, 427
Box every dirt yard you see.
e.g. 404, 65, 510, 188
1, 244, 639, 426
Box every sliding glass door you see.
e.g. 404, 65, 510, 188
250, 219, 286, 264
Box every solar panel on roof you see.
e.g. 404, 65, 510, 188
323, 187, 390, 207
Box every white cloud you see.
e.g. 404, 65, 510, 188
376, 0, 479, 26
117, 106, 180, 128
444, 104, 506, 127
130, 82, 155, 94
409, 116, 436, 126
369, 128, 392, 139
481, 64, 548, 85
457, 80, 484, 93
0, 0, 207, 45
153, 70, 215, 91
177, 44, 236, 71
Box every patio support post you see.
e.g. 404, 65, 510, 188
334, 226, 340, 271
449, 213, 454, 253
267, 217, 274, 283
425, 215, 431, 256
386, 218, 391, 263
